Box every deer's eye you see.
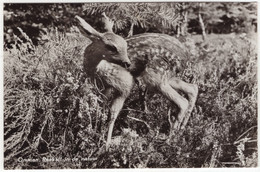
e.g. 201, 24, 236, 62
106, 44, 118, 53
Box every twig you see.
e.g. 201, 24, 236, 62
167, 107, 173, 132
123, 107, 146, 114
247, 139, 257, 143
234, 125, 257, 144
221, 162, 241, 165
127, 116, 151, 132
63, 109, 71, 147
209, 143, 221, 168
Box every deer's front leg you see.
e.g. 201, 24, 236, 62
96, 60, 134, 150
106, 94, 127, 150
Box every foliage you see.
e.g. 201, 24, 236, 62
4, 23, 257, 169
224, 2, 257, 33
83, 2, 184, 35
4, 29, 89, 169
187, 2, 257, 34
4, 2, 257, 47
4, 3, 84, 31
4, 3, 84, 46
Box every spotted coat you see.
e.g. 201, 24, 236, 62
126, 33, 189, 80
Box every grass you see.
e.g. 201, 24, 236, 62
3, 29, 258, 169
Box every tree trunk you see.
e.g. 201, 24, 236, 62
127, 22, 134, 37
177, 24, 181, 37
199, 3, 207, 41
181, 11, 188, 36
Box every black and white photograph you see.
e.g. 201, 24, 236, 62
2, 1, 258, 169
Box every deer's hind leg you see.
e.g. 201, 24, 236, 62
158, 82, 189, 136
169, 78, 198, 130
141, 70, 189, 137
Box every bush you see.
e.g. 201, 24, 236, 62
4, 28, 257, 168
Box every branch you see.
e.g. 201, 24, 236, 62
234, 125, 257, 144
127, 116, 151, 132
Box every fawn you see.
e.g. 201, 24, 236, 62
76, 13, 198, 150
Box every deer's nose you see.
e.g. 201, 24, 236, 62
123, 62, 131, 68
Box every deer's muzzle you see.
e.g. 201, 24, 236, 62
123, 61, 131, 68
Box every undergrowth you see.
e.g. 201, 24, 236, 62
4, 29, 257, 169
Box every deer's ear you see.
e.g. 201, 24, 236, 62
75, 15, 103, 40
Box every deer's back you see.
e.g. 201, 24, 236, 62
127, 33, 189, 77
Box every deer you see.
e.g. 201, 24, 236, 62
75, 13, 198, 150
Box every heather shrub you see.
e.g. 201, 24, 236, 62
4, 29, 257, 169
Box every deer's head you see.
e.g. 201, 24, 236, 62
75, 14, 131, 68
